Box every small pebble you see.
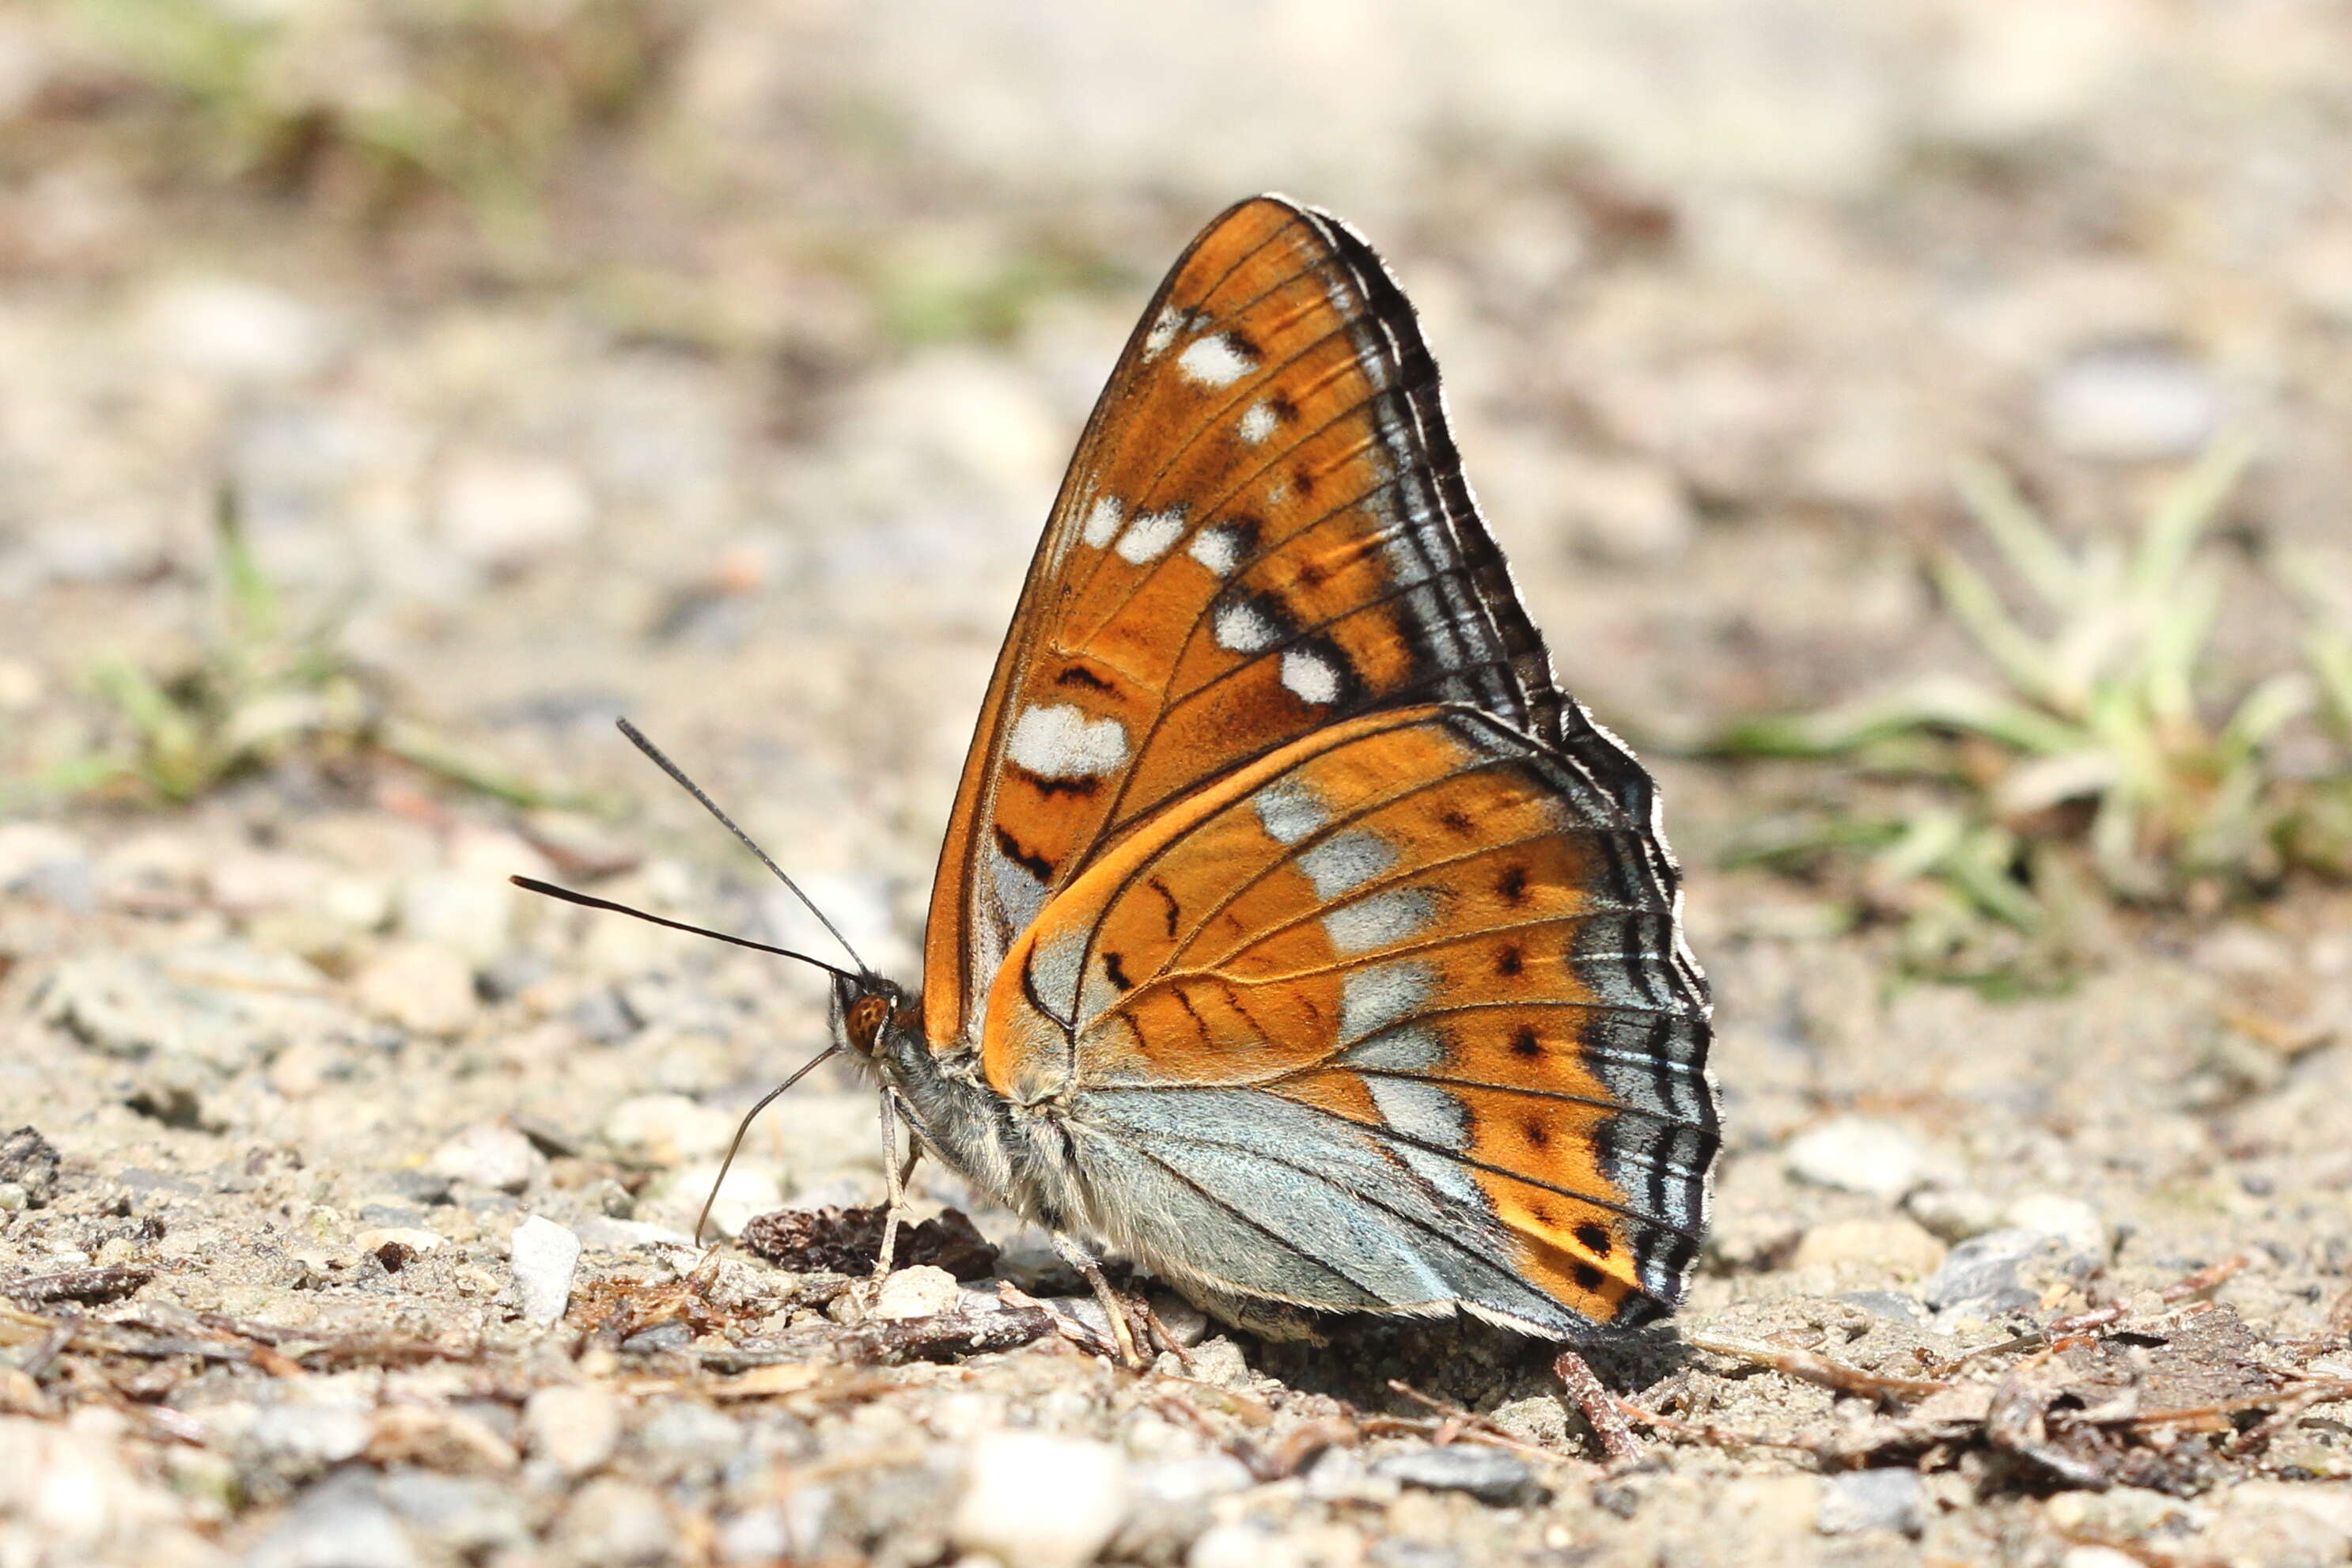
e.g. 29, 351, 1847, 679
1189, 1521, 1305, 1568
242, 1405, 373, 1479
0, 1127, 61, 1207
870, 1264, 961, 1321
509, 1214, 581, 1327
952, 1432, 1129, 1568
1785, 1116, 1932, 1200
1791, 1218, 1947, 1278
552, 1477, 673, 1568
1185, 1337, 1253, 1389
246, 1471, 418, 1568
1113, 1455, 1255, 1561
438, 452, 596, 573
1838, 1290, 1930, 1325
2061, 1549, 2149, 1568
1817, 1468, 1926, 1536
1905, 1186, 2005, 1241
374, 1469, 528, 1557
2040, 347, 2218, 460
1370, 1445, 1545, 1507
602, 1093, 734, 1165
396, 873, 515, 966
2002, 1193, 2105, 1257
1924, 1228, 2047, 1316
428, 1125, 543, 1194
355, 942, 478, 1036
146, 276, 335, 382
622, 1322, 694, 1354
635, 1401, 743, 1484
523, 1384, 623, 1477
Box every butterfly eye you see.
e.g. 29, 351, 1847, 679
844, 992, 893, 1053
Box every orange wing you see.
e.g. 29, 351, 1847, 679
923, 195, 1666, 1053
979, 706, 1714, 1332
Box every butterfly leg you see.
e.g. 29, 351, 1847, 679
1552, 1348, 1641, 1465
1050, 1232, 1146, 1368
873, 1093, 920, 1279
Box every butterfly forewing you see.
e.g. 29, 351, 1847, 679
981, 706, 1714, 1332
926, 195, 1576, 1052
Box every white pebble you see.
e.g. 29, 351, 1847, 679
427, 1124, 543, 1194
523, 1384, 622, 1476
1785, 1116, 1932, 1201
146, 277, 335, 382
2002, 1193, 2106, 1257
952, 1432, 1129, 1568
2040, 348, 2218, 460
870, 1265, 961, 1321
437, 452, 595, 572
1189, 1522, 1305, 1568
509, 1215, 581, 1327
355, 942, 479, 1037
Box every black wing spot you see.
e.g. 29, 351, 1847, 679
1575, 1222, 1613, 1257
1225, 327, 1262, 362
1494, 943, 1524, 978
1437, 807, 1475, 836
1148, 878, 1182, 940
1053, 664, 1115, 694
1570, 1261, 1607, 1291
1013, 766, 1101, 800
1498, 865, 1530, 904
991, 826, 1055, 883
1268, 394, 1297, 424
1523, 1117, 1550, 1149
1509, 1027, 1543, 1059
1291, 467, 1317, 500
1102, 951, 1132, 991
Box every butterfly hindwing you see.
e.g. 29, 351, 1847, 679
925, 195, 1579, 1052
982, 705, 1715, 1332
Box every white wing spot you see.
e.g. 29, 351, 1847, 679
1187, 526, 1241, 576
1297, 829, 1395, 900
1213, 600, 1277, 653
1237, 400, 1278, 445
1365, 1077, 1471, 1153
1253, 778, 1327, 845
1179, 334, 1255, 388
1346, 1023, 1448, 1073
1006, 704, 1129, 778
1281, 648, 1341, 705
1324, 888, 1435, 953
1339, 961, 1435, 1043
1142, 306, 1186, 360
1115, 507, 1185, 564
1081, 496, 1123, 548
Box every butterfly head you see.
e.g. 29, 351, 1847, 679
835, 972, 915, 1061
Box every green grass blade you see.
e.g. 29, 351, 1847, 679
1953, 457, 2079, 608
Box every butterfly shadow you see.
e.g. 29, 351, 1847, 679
1239, 1309, 1696, 1437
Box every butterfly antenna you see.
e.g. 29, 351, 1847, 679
696, 1043, 842, 1246
509, 877, 860, 983
615, 717, 870, 972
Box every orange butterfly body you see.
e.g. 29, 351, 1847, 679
839, 196, 1717, 1341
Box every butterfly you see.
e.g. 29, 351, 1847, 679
838, 193, 1718, 1348
531, 194, 1718, 1370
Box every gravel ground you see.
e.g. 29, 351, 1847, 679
6, 3, 2352, 1565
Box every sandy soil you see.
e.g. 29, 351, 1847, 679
4, 3, 2351, 1565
